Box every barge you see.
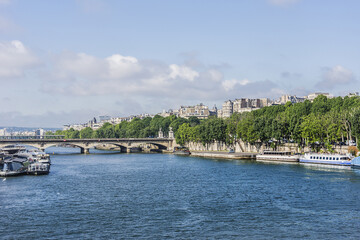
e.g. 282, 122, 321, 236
256, 151, 299, 162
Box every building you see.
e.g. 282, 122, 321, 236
178, 103, 212, 119
218, 98, 270, 118
347, 92, 359, 97
306, 92, 333, 101
277, 95, 306, 105
159, 109, 179, 118
35, 128, 45, 139
218, 100, 233, 118
99, 115, 111, 122
0, 128, 9, 137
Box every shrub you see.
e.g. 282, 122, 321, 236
348, 146, 358, 156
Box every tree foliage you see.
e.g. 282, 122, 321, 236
58, 96, 360, 151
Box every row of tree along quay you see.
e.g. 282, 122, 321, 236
51, 95, 360, 154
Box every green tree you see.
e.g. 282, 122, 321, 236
80, 127, 93, 139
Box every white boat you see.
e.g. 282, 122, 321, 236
299, 153, 352, 166
37, 154, 51, 164
1, 145, 26, 155
27, 162, 50, 175
16, 149, 51, 164
0, 158, 28, 177
256, 151, 299, 162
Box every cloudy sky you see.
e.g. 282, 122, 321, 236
0, 0, 359, 127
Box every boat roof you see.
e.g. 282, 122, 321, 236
4, 157, 28, 163
305, 152, 349, 156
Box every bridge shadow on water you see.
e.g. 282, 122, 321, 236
44, 147, 124, 156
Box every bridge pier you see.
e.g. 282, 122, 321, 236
80, 148, 90, 154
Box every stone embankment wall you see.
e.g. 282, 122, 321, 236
186, 141, 350, 154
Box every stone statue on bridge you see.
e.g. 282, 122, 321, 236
168, 127, 174, 139
158, 128, 164, 138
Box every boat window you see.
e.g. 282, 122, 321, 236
336, 157, 339, 160
310, 156, 312, 159
326, 157, 328, 160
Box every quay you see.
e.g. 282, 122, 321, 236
190, 151, 256, 160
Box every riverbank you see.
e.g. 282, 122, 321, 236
190, 151, 256, 160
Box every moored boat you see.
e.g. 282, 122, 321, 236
16, 149, 51, 164
299, 153, 352, 166
173, 146, 191, 155
256, 150, 299, 162
0, 158, 29, 177
1, 145, 26, 155
37, 153, 51, 164
27, 162, 50, 175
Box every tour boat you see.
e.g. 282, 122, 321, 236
1, 145, 26, 155
27, 162, 50, 175
37, 153, 51, 164
16, 149, 51, 164
256, 150, 299, 162
299, 153, 352, 166
0, 158, 28, 177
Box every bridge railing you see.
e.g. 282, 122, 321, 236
0, 135, 65, 140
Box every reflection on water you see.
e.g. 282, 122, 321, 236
1, 147, 360, 239
300, 162, 352, 172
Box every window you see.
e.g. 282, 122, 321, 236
336, 157, 339, 160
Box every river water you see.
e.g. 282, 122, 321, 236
1, 148, 360, 239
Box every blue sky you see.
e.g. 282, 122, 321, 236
0, 0, 359, 127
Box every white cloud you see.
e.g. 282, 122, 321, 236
207, 69, 223, 82
169, 64, 199, 81
0, 40, 39, 79
106, 54, 142, 79
42, 52, 203, 96
268, 0, 301, 6
316, 65, 355, 89
222, 78, 250, 91
39, 50, 286, 114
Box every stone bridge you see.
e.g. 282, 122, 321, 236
0, 138, 176, 154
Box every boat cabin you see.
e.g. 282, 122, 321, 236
262, 151, 293, 155
307, 155, 349, 161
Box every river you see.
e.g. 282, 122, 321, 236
1, 147, 360, 239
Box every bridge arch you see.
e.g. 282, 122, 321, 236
0, 138, 175, 154
149, 142, 169, 150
